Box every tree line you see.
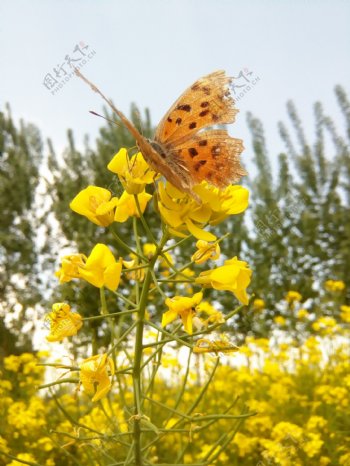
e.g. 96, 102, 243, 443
0, 86, 349, 354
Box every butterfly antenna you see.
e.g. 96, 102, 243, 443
89, 110, 123, 129
74, 68, 142, 141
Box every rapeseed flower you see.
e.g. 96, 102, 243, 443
107, 148, 157, 194
45, 303, 83, 342
195, 256, 252, 304
56, 244, 122, 291
157, 180, 249, 240
191, 240, 220, 264
114, 190, 152, 222
70, 185, 118, 226
79, 353, 114, 402
162, 292, 203, 334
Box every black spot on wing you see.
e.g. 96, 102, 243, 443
177, 104, 191, 112
199, 109, 209, 117
194, 160, 207, 171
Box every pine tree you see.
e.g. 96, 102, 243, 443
244, 86, 350, 320
0, 105, 43, 355
45, 105, 154, 352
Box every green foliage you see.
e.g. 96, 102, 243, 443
45, 105, 154, 350
245, 87, 350, 314
0, 105, 43, 355
1, 85, 349, 352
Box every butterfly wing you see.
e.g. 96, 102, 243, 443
166, 130, 246, 187
155, 70, 237, 144
154, 70, 245, 189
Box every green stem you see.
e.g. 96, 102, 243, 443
100, 286, 117, 369
0, 451, 43, 466
38, 378, 79, 389
132, 230, 169, 465
133, 266, 152, 466
83, 309, 138, 321
134, 194, 157, 245
163, 235, 192, 252
111, 226, 145, 260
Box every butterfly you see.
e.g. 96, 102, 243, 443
76, 69, 246, 202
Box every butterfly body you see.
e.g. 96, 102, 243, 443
113, 122, 195, 197
76, 69, 246, 200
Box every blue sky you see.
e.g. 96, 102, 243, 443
1, 0, 349, 173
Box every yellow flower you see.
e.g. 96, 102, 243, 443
286, 290, 302, 303
143, 243, 157, 258
56, 244, 122, 291
157, 180, 249, 240
312, 316, 337, 335
271, 421, 304, 443
306, 416, 328, 432
253, 338, 270, 351
70, 186, 118, 227
7, 453, 37, 466
79, 353, 114, 402
304, 336, 319, 350
191, 240, 220, 264
340, 305, 350, 323
4, 355, 21, 372
195, 256, 252, 305
274, 316, 286, 326
0, 435, 9, 455
233, 433, 259, 457
162, 292, 203, 334
302, 433, 324, 458
114, 190, 152, 222
339, 453, 350, 465
197, 301, 225, 327
107, 148, 157, 194
297, 308, 309, 319
252, 298, 265, 311
122, 255, 145, 282
324, 279, 346, 292
143, 243, 173, 267
45, 303, 83, 342
55, 253, 87, 283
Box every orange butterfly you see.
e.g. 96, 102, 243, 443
76, 70, 246, 201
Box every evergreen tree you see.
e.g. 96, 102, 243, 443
0, 105, 43, 355
45, 105, 154, 352
244, 86, 350, 320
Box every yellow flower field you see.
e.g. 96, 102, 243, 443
1, 316, 350, 466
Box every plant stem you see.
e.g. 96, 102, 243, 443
132, 231, 168, 465
132, 266, 152, 466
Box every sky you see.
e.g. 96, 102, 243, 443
0, 0, 349, 175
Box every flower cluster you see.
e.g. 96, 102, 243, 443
2, 321, 350, 466
55, 243, 122, 291
157, 180, 249, 240
30, 140, 256, 466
